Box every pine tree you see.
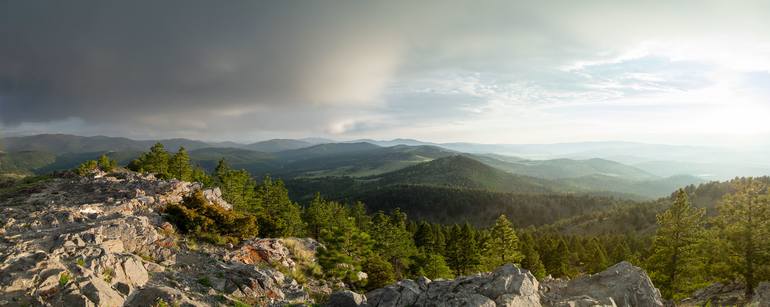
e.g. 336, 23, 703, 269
363, 255, 395, 290
585, 238, 609, 274
303, 194, 348, 240
412, 252, 453, 279
647, 189, 706, 299
349, 201, 371, 233
191, 166, 212, 186
370, 210, 417, 279
520, 241, 546, 279
542, 237, 571, 278
254, 176, 305, 237
213, 159, 256, 211
714, 179, 770, 298
317, 220, 373, 284
168, 147, 192, 181
97, 154, 116, 172
446, 223, 481, 275
143, 142, 170, 177
485, 214, 522, 268
445, 224, 463, 275
414, 221, 437, 253
433, 224, 446, 255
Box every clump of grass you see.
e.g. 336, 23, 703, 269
185, 237, 199, 251
283, 238, 314, 264
232, 301, 250, 307
137, 252, 155, 262
59, 272, 71, 287
103, 268, 115, 283
76, 258, 85, 267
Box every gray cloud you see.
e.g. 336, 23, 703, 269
2, 0, 770, 143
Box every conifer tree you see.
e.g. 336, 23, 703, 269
414, 221, 437, 253
144, 142, 170, 176
585, 238, 609, 274
714, 180, 770, 297
520, 241, 546, 279
445, 224, 463, 275
254, 176, 305, 237
370, 210, 418, 279
303, 194, 348, 240
445, 223, 481, 275
168, 147, 192, 181
647, 189, 706, 299
317, 220, 373, 284
542, 237, 571, 278
485, 214, 522, 267
213, 159, 256, 211
97, 154, 117, 172
349, 201, 371, 233
363, 254, 395, 290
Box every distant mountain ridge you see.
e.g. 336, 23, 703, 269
0, 134, 712, 198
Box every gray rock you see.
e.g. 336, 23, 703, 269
81, 277, 125, 307
365, 263, 541, 307
543, 262, 663, 307
326, 290, 367, 307
124, 286, 205, 307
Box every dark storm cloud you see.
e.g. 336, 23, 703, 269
0, 1, 407, 125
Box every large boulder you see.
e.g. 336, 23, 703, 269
326, 290, 367, 307
225, 238, 297, 268
338, 263, 541, 307
542, 262, 663, 307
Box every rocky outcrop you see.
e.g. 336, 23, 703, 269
225, 238, 297, 268
327, 290, 368, 307
328, 262, 664, 307
541, 262, 663, 307
0, 170, 314, 307
351, 264, 540, 307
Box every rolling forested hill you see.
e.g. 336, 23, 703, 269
1, 134, 706, 200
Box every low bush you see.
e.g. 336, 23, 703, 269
164, 190, 258, 245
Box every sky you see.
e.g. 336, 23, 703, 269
2, 0, 770, 146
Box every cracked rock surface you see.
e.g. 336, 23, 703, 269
0, 171, 318, 307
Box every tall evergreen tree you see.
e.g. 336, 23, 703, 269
370, 210, 418, 279
585, 238, 609, 274
254, 176, 305, 237
646, 189, 706, 299
520, 241, 546, 279
143, 142, 170, 176
714, 180, 770, 297
542, 237, 571, 278
317, 220, 373, 284
414, 221, 437, 253
485, 214, 523, 267
168, 147, 193, 181
213, 159, 256, 211
303, 194, 348, 240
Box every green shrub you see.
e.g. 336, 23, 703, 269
76, 160, 99, 176
363, 255, 395, 290
197, 277, 212, 287
59, 272, 71, 287
164, 191, 258, 245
